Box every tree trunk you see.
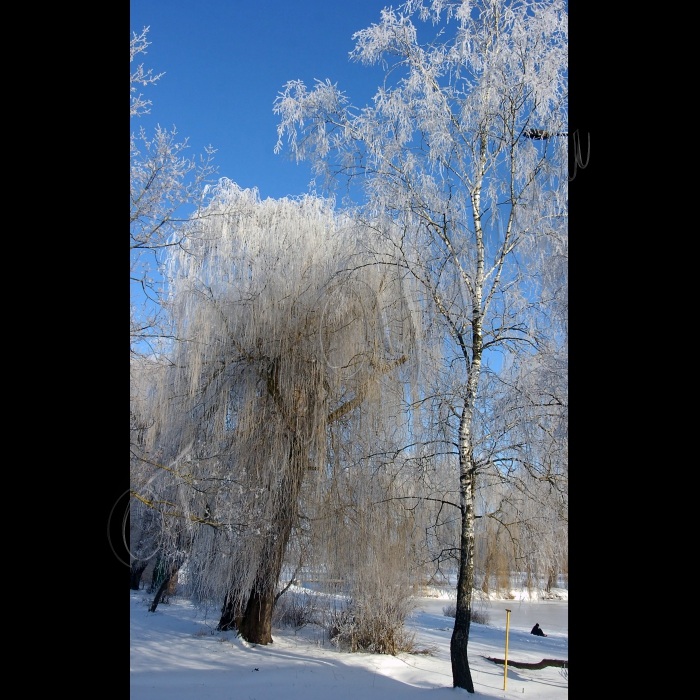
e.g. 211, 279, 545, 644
237, 577, 277, 644
148, 556, 166, 593
219, 435, 306, 643
450, 361, 481, 692
481, 550, 492, 594
217, 592, 242, 632
149, 567, 178, 612
219, 524, 295, 644
130, 560, 148, 590
450, 461, 476, 693
546, 569, 556, 593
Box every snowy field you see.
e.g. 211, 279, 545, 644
130, 585, 568, 699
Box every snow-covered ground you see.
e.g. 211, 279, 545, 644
130, 584, 568, 698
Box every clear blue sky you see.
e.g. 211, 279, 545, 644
130, 0, 395, 201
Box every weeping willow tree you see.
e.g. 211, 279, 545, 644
130, 179, 421, 643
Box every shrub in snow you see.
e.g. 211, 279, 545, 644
322, 581, 421, 656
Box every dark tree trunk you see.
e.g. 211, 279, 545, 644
130, 560, 148, 590
149, 568, 178, 613
219, 503, 297, 643
219, 435, 306, 643
237, 582, 276, 644
234, 538, 306, 642
450, 502, 476, 693
450, 406, 477, 692
148, 557, 166, 593
217, 592, 243, 632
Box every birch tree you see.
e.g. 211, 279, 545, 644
274, 0, 567, 689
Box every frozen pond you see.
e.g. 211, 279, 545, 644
297, 578, 568, 637
414, 597, 568, 637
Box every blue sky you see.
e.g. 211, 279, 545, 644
130, 0, 394, 201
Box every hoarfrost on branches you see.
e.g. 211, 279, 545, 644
274, 1, 567, 691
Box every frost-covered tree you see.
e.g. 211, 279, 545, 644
274, 0, 567, 689
129, 496, 160, 591
130, 353, 193, 606
483, 333, 568, 590
130, 27, 216, 357
130, 180, 421, 643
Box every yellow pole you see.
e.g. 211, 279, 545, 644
504, 609, 511, 691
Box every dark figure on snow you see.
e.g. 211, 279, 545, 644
530, 623, 547, 637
